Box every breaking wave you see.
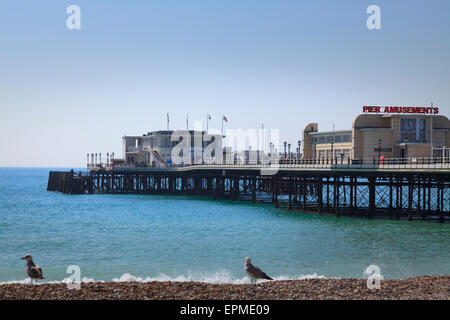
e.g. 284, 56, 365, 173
1, 270, 328, 285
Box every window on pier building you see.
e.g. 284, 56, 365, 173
343, 149, 351, 158
418, 118, 426, 142
158, 136, 170, 147
400, 118, 426, 142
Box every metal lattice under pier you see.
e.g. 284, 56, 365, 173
47, 167, 450, 222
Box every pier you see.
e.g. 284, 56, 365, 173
47, 161, 450, 222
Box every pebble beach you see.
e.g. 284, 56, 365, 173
0, 275, 448, 300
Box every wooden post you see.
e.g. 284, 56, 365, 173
232, 177, 238, 201
422, 178, 427, 218
368, 176, 376, 218
251, 177, 256, 203
288, 178, 292, 210
349, 176, 354, 214
389, 176, 393, 218
213, 177, 218, 200
47, 172, 53, 191
317, 177, 323, 213
440, 182, 444, 223
438, 180, 444, 223
418, 177, 424, 220
302, 178, 306, 211
274, 177, 279, 208
326, 177, 330, 210
335, 176, 340, 217
408, 176, 413, 221
395, 178, 400, 219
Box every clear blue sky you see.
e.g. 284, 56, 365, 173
1, 0, 449, 166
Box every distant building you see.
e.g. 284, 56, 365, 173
233, 148, 268, 164
122, 130, 222, 167
303, 124, 352, 161
303, 108, 450, 160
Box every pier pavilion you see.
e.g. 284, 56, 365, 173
121, 130, 222, 168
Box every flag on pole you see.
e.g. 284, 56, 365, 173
206, 114, 212, 131
221, 115, 228, 137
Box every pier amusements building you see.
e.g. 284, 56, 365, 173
302, 106, 450, 162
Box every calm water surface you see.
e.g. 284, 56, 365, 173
0, 168, 449, 283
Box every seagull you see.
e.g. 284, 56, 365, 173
244, 257, 273, 284
21, 254, 44, 284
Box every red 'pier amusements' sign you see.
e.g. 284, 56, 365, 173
363, 106, 439, 114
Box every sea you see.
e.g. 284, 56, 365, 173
0, 168, 449, 284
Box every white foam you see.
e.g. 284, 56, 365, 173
0, 276, 97, 285
60, 276, 97, 284
111, 270, 328, 284
112, 270, 251, 284
1, 271, 328, 285
0, 278, 33, 285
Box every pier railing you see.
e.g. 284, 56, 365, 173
88, 157, 450, 171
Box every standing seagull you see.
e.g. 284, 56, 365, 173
244, 257, 273, 284
21, 254, 44, 284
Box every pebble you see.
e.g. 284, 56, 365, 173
0, 275, 448, 300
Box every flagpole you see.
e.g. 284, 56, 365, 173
207, 114, 209, 132
222, 115, 228, 137
262, 123, 264, 153
431, 102, 434, 160
167, 113, 170, 131
186, 113, 189, 130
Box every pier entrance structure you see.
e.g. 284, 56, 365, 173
122, 130, 223, 168
47, 163, 450, 223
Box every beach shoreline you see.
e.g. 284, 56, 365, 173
0, 275, 448, 300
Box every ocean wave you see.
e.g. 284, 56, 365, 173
1, 271, 327, 285
0, 276, 97, 285
111, 270, 327, 284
